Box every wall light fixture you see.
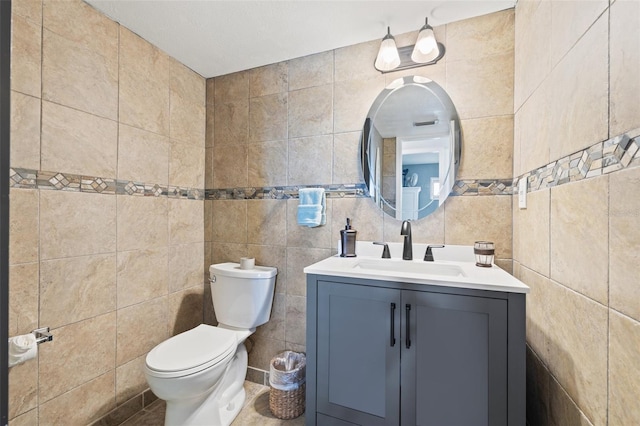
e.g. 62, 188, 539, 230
374, 18, 445, 73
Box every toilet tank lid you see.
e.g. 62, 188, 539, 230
210, 263, 277, 279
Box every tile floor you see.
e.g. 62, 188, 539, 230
120, 381, 306, 425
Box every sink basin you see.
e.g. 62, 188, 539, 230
353, 260, 465, 277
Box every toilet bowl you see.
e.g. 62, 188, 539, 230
144, 262, 277, 426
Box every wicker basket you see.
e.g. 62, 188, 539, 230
269, 382, 306, 420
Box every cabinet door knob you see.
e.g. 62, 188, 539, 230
390, 303, 396, 347
405, 304, 412, 349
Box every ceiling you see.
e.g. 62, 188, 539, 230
86, 0, 516, 78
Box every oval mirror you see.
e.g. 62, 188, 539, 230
360, 75, 461, 220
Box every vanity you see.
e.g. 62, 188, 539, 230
303, 243, 529, 426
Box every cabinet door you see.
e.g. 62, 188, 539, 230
317, 281, 401, 425
401, 291, 508, 426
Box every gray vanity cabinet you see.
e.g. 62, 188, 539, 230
306, 275, 525, 426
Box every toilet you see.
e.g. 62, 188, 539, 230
144, 262, 277, 426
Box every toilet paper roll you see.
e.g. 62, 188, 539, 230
240, 257, 255, 270
8, 334, 37, 368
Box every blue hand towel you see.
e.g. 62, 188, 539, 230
297, 188, 326, 227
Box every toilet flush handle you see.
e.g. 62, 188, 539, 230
210, 275, 216, 284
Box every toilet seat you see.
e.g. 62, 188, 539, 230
145, 325, 238, 379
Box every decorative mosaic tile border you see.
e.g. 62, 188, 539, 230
10, 168, 205, 200
515, 129, 640, 192
14, 126, 638, 203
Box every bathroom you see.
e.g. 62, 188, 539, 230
3, 0, 639, 424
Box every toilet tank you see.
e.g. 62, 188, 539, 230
209, 263, 277, 329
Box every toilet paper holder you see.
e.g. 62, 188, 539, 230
31, 327, 53, 345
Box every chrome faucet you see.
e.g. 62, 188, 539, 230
400, 220, 412, 260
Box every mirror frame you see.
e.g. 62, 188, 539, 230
360, 75, 461, 220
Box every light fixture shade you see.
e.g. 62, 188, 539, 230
411, 18, 440, 63
375, 27, 401, 72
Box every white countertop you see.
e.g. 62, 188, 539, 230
303, 242, 530, 294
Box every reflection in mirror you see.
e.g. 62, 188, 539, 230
360, 76, 461, 220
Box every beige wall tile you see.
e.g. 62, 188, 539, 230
39, 312, 116, 403
213, 144, 248, 188
331, 197, 384, 243
334, 40, 380, 83
205, 146, 214, 188
286, 248, 331, 297
9, 188, 38, 265
40, 254, 116, 329
609, 310, 640, 425
12, 0, 42, 24
610, 166, 640, 322
610, 0, 640, 135
288, 135, 333, 185
249, 93, 288, 142
248, 140, 288, 187
515, 77, 552, 174
116, 355, 147, 405
116, 196, 168, 252
169, 199, 204, 245
520, 265, 550, 361
549, 0, 608, 67
117, 297, 168, 366
515, 188, 550, 276
458, 116, 514, 180
168, 285, 204, 336
170, 60, 206, 146
548, 15, 609, 161
8, 358, 38, 420
289, 51, 333, 91
286, 199, 332, 249
247, 335, 286, 371
211, 242, 248, 265
206, 78, 215, 104
9, 263, 39, 337
9, 409, 38, 426
212, 200, 247, 243
546, 281, 607, 426
43, 0, 118, 56
169, 141, 205, 188
550, 177, 608, 304
514, 0, 552, 111
285, 295, 306, 346
206, 103, 215, 148
333, 131, 363, 184
288, 84, 333, 138
40, 191, 116, 260
446, 9, 514, 61
41, 101, 118, 177
168, 243, 205, 293
117, 248, 168, 309
39, 371, 115, 426
333, 76, 385, 134
446, 51, 514, 120
250, 62, 288, 97
444, 195, 512, 259
548, 376, 594, 426
214, 71, 249, 104
42, 28, 117, 120
10, 14, 42, 97
255, 292, 285, 341
246, 200, 287, 246
214, 100, 249, 146
119, 27, 170, 136
117, 124, 170, 185
204, 200, 213, 242
10, 91, 40, 169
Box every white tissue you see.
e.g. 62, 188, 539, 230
8, 333, 37, 368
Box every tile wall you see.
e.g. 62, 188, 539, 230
513, 0, 640, 424
205, 9, 516, 375
9, 0, 206, 424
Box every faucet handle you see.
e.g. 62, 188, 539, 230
424, 244, 445, 261
373, 242, 391, 259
